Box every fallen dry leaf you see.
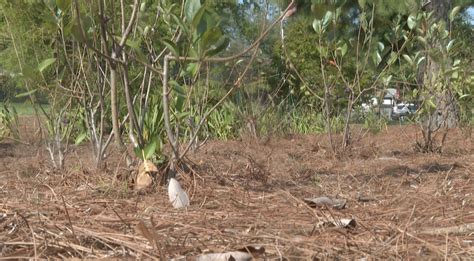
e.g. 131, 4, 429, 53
170, 246, 265, 261
139, 160, 159, 173
317, 218, 356, 229
135, 172, 152, 190
304, 196, 347, 209
236, 246, 265, 257
135, 160, 158, 190
195, 251, 252, 261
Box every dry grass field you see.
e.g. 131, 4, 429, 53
1, 118, 473, 259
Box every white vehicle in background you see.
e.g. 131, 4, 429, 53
360, 88, 398, 118
359, 88, 420, 121
391, 103, 417, 120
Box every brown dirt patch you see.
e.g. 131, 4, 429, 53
1, 122, 473, 259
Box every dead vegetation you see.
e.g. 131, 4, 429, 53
0, 123, 473, 259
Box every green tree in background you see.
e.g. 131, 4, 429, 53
0, 0, 472, 159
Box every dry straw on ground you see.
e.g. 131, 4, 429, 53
1, 124, 473, 259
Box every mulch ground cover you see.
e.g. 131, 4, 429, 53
1, 121, 473, 259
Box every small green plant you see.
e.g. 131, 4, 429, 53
329, 114, 345, 134
207, 102, 239, 140
133, 137, 166, 164
257, 109, 288, 137
289, 110, 321, 134
44, 105, 78, 169
70, 107, 92, 146
312, 173, 321, 186
363, 111, 387, 134
287, 109, 346, 135
0, 102, 20, 140
457, 98, 473, 139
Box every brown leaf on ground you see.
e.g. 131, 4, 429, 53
304, 196, 347, 209
135, 160, 158, 191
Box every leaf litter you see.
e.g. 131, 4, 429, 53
0, 122, 473, 259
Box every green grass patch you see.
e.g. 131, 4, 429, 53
0, 102, 49, 115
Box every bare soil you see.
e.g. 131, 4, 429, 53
1, 117, 473, 259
